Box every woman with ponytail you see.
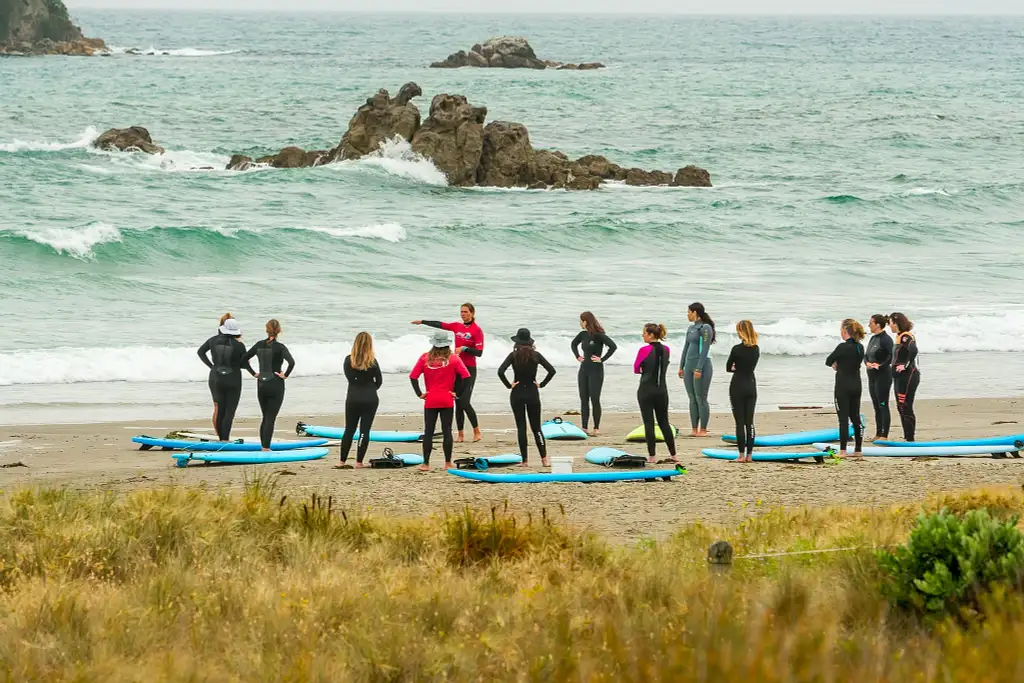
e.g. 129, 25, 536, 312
865, 314, 894, 441
634, 323, 677, 463
679, 302, 716, 436
826, 318, 866, 459
889, 312, 920, 441
338, 332, 382, 468
242, 319, 294, 450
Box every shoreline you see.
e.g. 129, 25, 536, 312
3, 397, 1022, 543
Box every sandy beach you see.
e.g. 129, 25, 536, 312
2, 398, 1022, 543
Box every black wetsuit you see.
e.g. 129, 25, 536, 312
635, 342, 677, 459
197, 334, 254, 441
570, 331, 617, 430
498, 349, 556, 462
421, 321, 482, 431
865, 331, 894, 439
893, 332, 921, 441
826, 338, 865, 453
341, 356, 382, 463
726, 343, 759, 456
241, 339, 294, 449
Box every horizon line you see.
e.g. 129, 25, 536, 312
65, 8, 1024, 16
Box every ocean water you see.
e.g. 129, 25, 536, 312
2, 12, 1024, 425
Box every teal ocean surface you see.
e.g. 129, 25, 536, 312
2, 12, 1023, 424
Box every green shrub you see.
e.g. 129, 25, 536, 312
878, 509, 1024, 620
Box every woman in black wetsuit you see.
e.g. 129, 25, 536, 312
826, 318, 866, 459
498, 328, 556, 466
865, 314, 894, 442
337, 331, 382, 468
889, 312, 920, 442
570, 311, 617, 436
726, 320, 760, 463
197, 317, 255, 442
633, 323, 678, 463
241, 320, 295, 450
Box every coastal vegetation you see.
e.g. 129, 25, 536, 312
1, 476, 1023, 681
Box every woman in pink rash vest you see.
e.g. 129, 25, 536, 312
634, 323, 678, 463
409, 331, 470, 471
411, 303, 484, 443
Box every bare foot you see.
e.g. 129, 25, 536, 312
592, 429, 601, 437
648, 456, 656, 464
333, 463, 353, 470
456, 431, 465, 443
696, 430, 709, 438
473, 428, 482, 443
690, 429, 699, 437
541, 457, 551, 467
355, 462, 367, 469
851, 452, 865, 461
418, 464, 430, 472
518, 461, 530, 468
445, 461, 456, 470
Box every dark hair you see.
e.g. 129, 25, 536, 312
461, 303, 475, 321
870, 314, 890, 329
889, 312, 913, 333
688, 302, 716, 343
644, 323, 667, 341
580, 311, 604, 335
513, 343, 536, 367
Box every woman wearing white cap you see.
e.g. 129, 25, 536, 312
409, 330, 470, 471
197, 313, 256, 441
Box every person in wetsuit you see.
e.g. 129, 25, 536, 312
726, 320, 760, 463
410, 331, 470, 471
499, 328, 556, 467
412, 303, 484, 443
635, 323, 678, 463
337, 331, 382, 468
826, 318, 866, 459
889, 312, 920, 442
208, 312, 234, 430
679, 302, 715, 437
570, 311, 617, 436
240, 319, 294, 450
197, 317, 255, 442
865, 314, 894, 441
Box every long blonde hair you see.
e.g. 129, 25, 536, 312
351, 332, 375, 370
736, 320, 758, 346
842, 318, 866, 342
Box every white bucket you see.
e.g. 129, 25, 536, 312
550, 456, 574, 474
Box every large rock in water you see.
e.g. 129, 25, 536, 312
93, 127, 165, 155
0, 0, 107, 55
477, 122, 534, 187
430, 36, 600, 70
410, 94, 487, 187
329, 82, 422, 161
672, 165, 713, 187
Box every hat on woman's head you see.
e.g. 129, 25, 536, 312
220, 318, 242, 336
430, 331, 452, 348
510, 328, 534, 345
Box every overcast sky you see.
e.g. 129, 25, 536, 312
63, 0, 1024, 13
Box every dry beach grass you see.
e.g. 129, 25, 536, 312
2, 477, 1024, 682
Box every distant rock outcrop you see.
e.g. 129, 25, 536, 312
224, 82, 711, 191
0, 0, 107, 55
430, 36, 604, 71
93, 127, 165, 155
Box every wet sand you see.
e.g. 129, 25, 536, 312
1, 398, 1022, 543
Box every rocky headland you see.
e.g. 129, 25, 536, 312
430, 36, 604, 71
0, 0, 106, 56
222, 82, 711, 190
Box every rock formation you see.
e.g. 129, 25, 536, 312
224, 82, 711, 190
0, 0, 107, 55
93, 127, 165, 155
430, 36, 604, 71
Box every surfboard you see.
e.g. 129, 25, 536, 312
812, 443, 1021, 458
625, 424, 679, 443
541, 418, 588, 440
296, 423, 422, 442
702, 448, 820, 462
721, 425, 857, 448
134, 436, 328, 452
449, 466, 686, 483
873, 435, 1024, 448
585, 447, 648, 467
172, 447, 330, 467
457, 453, 524, 470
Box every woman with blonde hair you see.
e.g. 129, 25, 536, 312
726, 320, 760, 463
410, 331, 470, 471
826, 318, 866, 459
242, 319, 295, 450
337, 332, 382, 468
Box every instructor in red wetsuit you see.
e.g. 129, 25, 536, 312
412, 303, 485, 443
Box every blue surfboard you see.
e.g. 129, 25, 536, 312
585, 447, 647, 467
703, 448, 820, 462
135, 436, 328, 452
812, 443, 1020, 457
296, 423, 422, 442
541, 419, 588, 440
873, 435, 1024, 448
449, 466, 686, 483
721, 425, 856, 448
172, 447, 330, 467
